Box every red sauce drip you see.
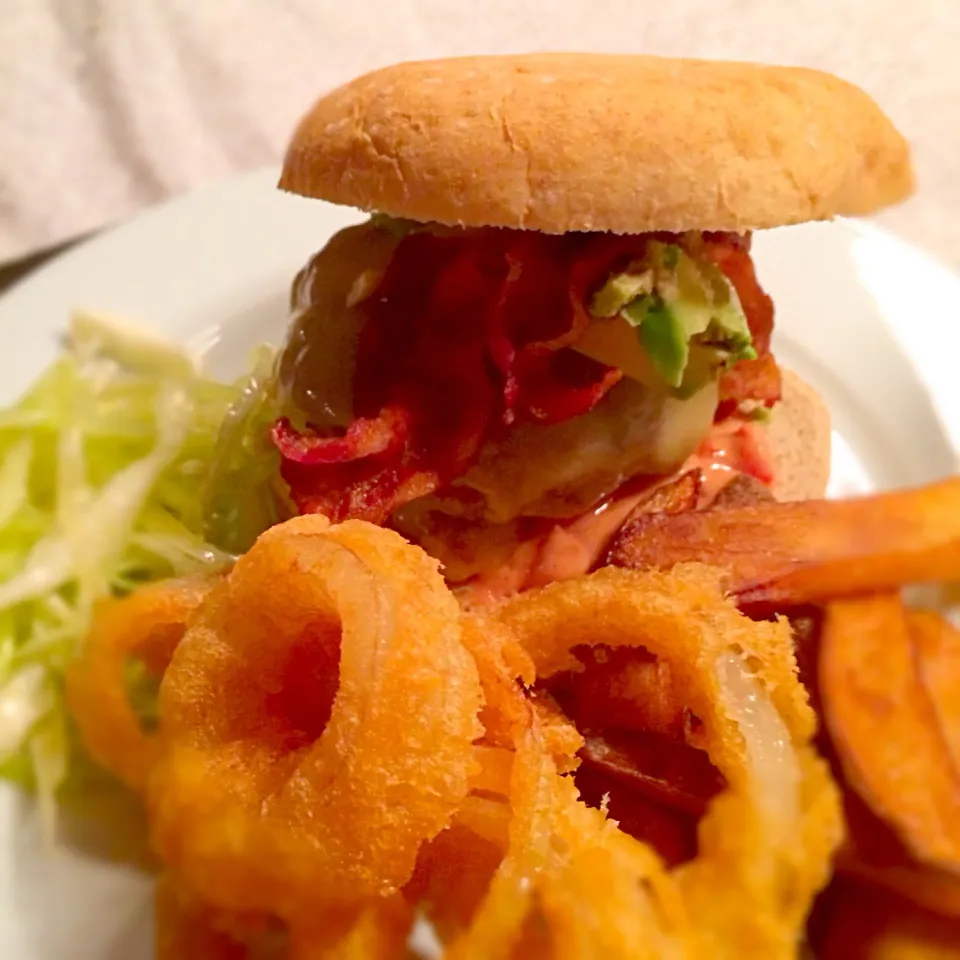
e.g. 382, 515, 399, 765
457, 416, 776, 606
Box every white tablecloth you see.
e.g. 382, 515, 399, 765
2, 0, 957, 265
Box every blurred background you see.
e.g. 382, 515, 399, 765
1, 0, 958, 282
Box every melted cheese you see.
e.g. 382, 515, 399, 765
456, 378, 719, 524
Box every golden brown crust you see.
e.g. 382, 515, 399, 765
279, 53, 914, 234
770, 368, 832, 501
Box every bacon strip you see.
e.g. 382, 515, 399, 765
275, 231, 624, 521
702, 233, 774, 355
703, 233, 782, 410
718, 354, 782, 413
274, 229, 779, 523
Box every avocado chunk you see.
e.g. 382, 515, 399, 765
589, 269, 654, 317
586, 241, 756, 395
622, 294, 689, 389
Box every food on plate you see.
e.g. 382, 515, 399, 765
816, 880, 960, 959
270, 53, 911, 600
819, 594, 960, 872
0, 50, 952, 960
910, 609, 960, 771
65, 575, 217, 795
606, 477, 960, 607
836, 788, 960, 920
62, 481, 960, 956
137, 535, 838, 957
151, 516, 482, 925
487, 564, 842, 956
0, 312, 272, 807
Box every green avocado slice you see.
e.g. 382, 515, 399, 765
589, 242, 757, 395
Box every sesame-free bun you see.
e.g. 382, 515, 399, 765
279, 53, 914, 235
769, 368, 832, 501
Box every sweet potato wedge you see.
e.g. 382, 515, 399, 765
820, 594, 960, 874
707, 472, 777, 509
910, 609, 960, 775
839, 847, 960, 921
617, 469, 703, 528
578, 730, 724, 818
605, 476, 960, 607
575, 729, 724, 867
817, 880, 960, 958
837, 788, 960, 920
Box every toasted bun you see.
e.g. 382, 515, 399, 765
280, 53, 913, 234
769, 368, 832, 501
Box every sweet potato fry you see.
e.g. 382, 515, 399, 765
574, 760, 701, 868
707, 471, 777, 509
817, 880, 960, 959
619, 469, 703, 526
605, 477, 960, 607
838, 789, 960, 920
840, 849, 960, 921
820, 594, 960, 873
578, 730, 724, 818
910, 609, 960, 774
566, 646, 688, 739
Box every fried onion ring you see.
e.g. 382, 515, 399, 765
150, 515, 483, 924
66, 577, 217, 794
488, 564, 842, 958
448, 717, 681, 959
460, 612, 582, 770
142, 536, 839, 956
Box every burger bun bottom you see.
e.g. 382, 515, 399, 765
769, 367, 832, 502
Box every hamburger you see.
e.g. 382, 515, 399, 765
269, 53, 912, 603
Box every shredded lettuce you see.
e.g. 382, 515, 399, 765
201, 346, 285, 554
0, 311, 281, 821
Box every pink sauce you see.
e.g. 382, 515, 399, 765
456, 418, 775, 607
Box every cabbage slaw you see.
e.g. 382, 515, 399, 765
0, 312, 280, 827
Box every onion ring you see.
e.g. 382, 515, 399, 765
150, 515, 483, 924
460, 611, 582, 771
141, 537, 838, 955
488, 564, 841, 957
447, 722, 567, 958
66, 576, 216, 794
448, 716, 681, 959
459, 614, 534, 751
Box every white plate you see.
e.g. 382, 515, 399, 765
0, 168, 957, 959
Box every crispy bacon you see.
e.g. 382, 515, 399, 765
703, 233, 782, 410
274, 228, 778, 523
273, 407, 406, 465
702, 233, 774, 355
275, 230, 625, 521
718, 353, 782, 414
272, 406, 420, 522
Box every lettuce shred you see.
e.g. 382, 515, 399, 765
0, 312, 281, 820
